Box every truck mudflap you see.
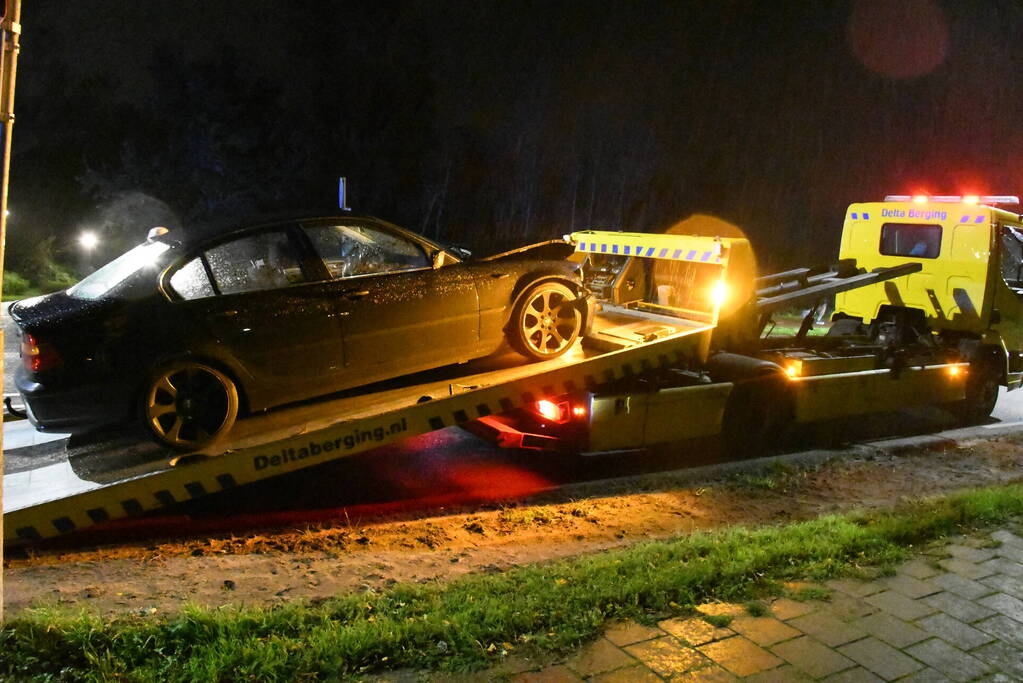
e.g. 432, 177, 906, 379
4, 325, 712, 543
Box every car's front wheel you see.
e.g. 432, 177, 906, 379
508, 281, 583, 361
142, 360, 239, 451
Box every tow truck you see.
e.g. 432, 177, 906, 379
468, 196, 1023, 455
5, 195, 1020, 543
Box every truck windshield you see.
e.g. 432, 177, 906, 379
67, 242, 171, 300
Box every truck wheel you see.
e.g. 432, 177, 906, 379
956, 358, 1000, 425
142, 360, 239, 451
508, 282, 582, 361
721, 372, 792, 456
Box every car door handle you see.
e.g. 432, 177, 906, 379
212, 310, 239, 318
342, 289, 370, 300
491, 272, 510, 279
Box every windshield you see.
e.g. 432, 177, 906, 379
67, 242, 171, 300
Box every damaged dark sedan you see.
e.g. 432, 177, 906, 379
10, 215, 587, 450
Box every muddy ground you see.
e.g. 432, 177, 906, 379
6, 433, 1023, 617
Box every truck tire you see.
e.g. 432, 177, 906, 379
955, 357, 1000, 425
721, 371, 793, 457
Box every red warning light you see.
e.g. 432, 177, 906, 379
536, 400, 562, 422
535, 399, 580, 423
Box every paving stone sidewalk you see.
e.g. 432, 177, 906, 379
473, 527, 1023, 681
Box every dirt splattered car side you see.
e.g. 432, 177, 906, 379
10, 215, 587, 450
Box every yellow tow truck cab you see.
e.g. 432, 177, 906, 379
836, 195, 1023, 389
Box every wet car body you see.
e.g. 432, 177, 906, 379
10, 214, 586, 446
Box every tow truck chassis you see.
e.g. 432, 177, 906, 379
0, 228, 975, 544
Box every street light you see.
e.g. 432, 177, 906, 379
78, 231, 99, 250
78, 231, 99, 272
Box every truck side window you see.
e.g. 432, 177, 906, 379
1000, 226, 1023, 290
879, 223, 941, 259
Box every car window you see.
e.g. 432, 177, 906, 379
879, 223, 941, 259
205, 229, 307, 295
67, 241, 171, 300
302, 223, 429, 279
168, 256, 215, 300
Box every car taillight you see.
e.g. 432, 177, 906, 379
534, 398, 586, 424
21, 333, 62, 372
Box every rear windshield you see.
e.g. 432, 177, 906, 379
879, 223, 942, 259
67, 242, 171, 300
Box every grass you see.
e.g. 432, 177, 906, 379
703, 613, 734, 627
788, 586, 831, 602
763, 324, 826, 338
730, 461, 802, 493
744, 601, 769, 617
733, 473, 783, 491
1, 290, 39, 302
3, 484, 1023, 681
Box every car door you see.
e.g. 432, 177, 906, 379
164, 225, 346, 402
298, 220, 479, 382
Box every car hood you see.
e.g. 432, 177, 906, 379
8, 291, 107, 330
478, 239, 576, 262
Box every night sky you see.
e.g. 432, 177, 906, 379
8, 0, 1023, 273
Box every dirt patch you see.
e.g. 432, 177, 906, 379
6, 434, 1023, 617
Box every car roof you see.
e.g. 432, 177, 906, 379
159, 212, 402, 250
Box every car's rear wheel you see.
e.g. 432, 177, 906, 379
509, 282, 582, 361
142, 360, 239, 451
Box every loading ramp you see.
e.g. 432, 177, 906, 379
4, 318, 712, 543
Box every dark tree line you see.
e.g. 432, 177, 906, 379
8, 0, 1023, 275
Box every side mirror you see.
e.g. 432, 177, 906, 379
432, 250, 446, 269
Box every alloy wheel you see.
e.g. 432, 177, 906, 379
144, 362, 238, 451
519, 285, 581, 358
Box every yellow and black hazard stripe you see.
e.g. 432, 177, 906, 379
570, 230, 728, 265
6, 326, 712, 543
